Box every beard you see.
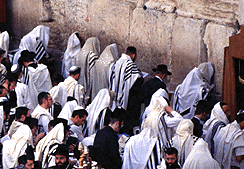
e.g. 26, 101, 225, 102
166, 160, 181, 169
57, 160, 69, 169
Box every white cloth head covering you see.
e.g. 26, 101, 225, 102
85, 89, 115, 136
2, 125, 33, 169
90, 43, 119, 101
173, 62, 214, 119
35, 123, 64, 166
58, 100, 78, 121
183, 138, 220, 169
197, 62, 214, 84
13, 25, 49, 64
0, 31, 9, 58
61, 32, 82, 79
49, 85, 68, 107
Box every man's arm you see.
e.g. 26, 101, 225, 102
164, 106, 183, 127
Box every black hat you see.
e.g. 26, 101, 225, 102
25, 117, 38, 128
53, 144, 69, 157
152, 64, 172, 75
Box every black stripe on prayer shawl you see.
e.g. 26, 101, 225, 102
124, 61, 140, 81
88, 52, 99, 70
109, 63, 116, 90
35, 40, 47, 61
23, 67, 29, 85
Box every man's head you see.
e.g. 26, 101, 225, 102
165, 147, 179, 168
18, 155, 34, 169
18, 50, 35, 67
220, 101, 230, 117
109, 107, 126, 133
195, 100, 212, 122
0, 85, 7, 97
38, 92, 53, 109
71, 108, 88, 126
236, 112, 244, 129
54, 144, 69, 169
52, 74, 64, 86
69, 66, 81, 81
11, 64, 23, 80
15, 107, 29, 122
125, 46, 137, 62
152, 64, 172, 80
24, 117, 38, 136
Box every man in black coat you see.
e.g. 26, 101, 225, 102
142, 64, 172, 107
93, 108, 126, 169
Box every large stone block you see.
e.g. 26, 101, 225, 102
171, 16, 207, 86
204, 23, 237, 98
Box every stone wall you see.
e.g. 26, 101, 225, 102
6, 0, 242, 100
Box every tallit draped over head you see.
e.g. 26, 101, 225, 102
173, 62, 214, 119
49, 85, 68, 108
3, 125, 33, 169
35, 123, 64, 167
61, 32, 82, 79
73, 37, 101, 103
90, 43, 119, 101
172, 119, 195, 166
0, 31, 9, 58
85, 89, 115, 136
183, 138, 220, 169
203, 102, 229, 150
13, 25, 49, 64
58, 100, 78, 121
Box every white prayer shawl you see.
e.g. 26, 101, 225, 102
183, 138, 220, 169
202, 102, 229, 150
213, 121, 244, 169
82, 133, 96, 147
85, 89, 114, 136
73, 37, 100, 103
13, 25, 49, 64
0, 31, 9, 58
0, 97, 7, 133
58, 76, 84, 107
7, 121, 24, 138
122, 128, 158, 169
109, 53, 141, 110
173, 62, 214, 119
15, 82, 35, 112
2, 125, 33, 169
61, 32, 82, 79
35, 123, 64, 168
90, 43, 119, 101
26, 63, 52, 108
49, 85, 67, 108
58, 100, 78, 121
172, 119, 196, 166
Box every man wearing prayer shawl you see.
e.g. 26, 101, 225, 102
73, 37, 100, 105
13, 25, 49, 65
183, 138, 220, 169
173, 62, 214, 119
31, 92, 54, 133
202, 101, 230, 152
2, 124, 34, 169
58, 98, 78, 121
90, 43, 119, 101
58, 66, 85, 107
0, 85, 9, 137
18, 50, 52, 108
0, 31, 9, 60
84, 89, 114, 137
11, 64, 34, 112
61, 32, 84, 79
35, 121, 70, 168
213, 112, 244, 169
172, 119, 198, 167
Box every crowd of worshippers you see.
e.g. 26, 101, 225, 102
0, 24, 243, 169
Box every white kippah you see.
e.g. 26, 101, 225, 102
74, 106, 84, 111
69, 66, 79, 72
11, 64, 19, 74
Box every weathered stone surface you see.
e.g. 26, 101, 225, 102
171, 16, 207, 87
204, 23, 237, 98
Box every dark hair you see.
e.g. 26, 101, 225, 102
52, 74, 64, 84
48, 119, 56, 129
0, 85, 6, 95
15, 107, 28, 120
18, 50, 35, 66
38, 92, 50, 105
72, 109, 88, 118
110, 107, 126, 125
67, 96, 77, 102
24, 117, 38, 129
165, 147, 178, 156
54, 144, 69, 158
236, 113, 244, 123
18, 155, 27, 165
69, 67, 81, 76
195, 100, 212, 115
125, 46, 137, 55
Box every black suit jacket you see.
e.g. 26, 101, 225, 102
142, 77, 167, 107
191, 116, 203, 137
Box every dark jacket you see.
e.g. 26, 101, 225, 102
142, 77, 167, 107
93, 126, 122, 169
191, 116, 203, 138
